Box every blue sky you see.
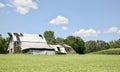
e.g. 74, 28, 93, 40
0, 0, 120, 41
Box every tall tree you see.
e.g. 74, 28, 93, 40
43, 30, 56, 44
109, 40, 115, 48
97, 40, 110, 50
109, 39, 120, 48
56, 37, 64, 44
0, 37, 9, 54
115, 39, 120, 48
85, 40, 97, 53
64, 36, 85, 54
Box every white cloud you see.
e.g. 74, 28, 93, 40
104, 27, 120, 34
73, 29, 99, 37
12, 0, 38, 15
16, 6, 28, 15
117, 30, 120, 34
0, 2, 5, 8
49, 16, 69, 25
62, 26, 68, 30
6, 4, 13, 7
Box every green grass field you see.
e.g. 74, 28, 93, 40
0, 54, 120, 72
92, 48, 120, 55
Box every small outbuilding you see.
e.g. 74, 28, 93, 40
50, 44, 75, 54
8, 32, 55, 55
50, 45, 67, 54
62, 44, 75, 53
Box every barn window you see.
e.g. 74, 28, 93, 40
57, 47, 60, 51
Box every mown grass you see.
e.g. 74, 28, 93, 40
0, 54, 120, 72
92, 48, 120, 55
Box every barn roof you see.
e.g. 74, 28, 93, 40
19, 33, 46, 43
8, 32, 53, 50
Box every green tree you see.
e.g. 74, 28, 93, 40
109, 39, 120, 48
64, 36, 85, 54
97, 40, 110, 50
114, 39, 120, 48
56, 37, 64, 44
0, 37, 9, 54
109, 40, 115, 48
85, 40, 97, 53
43, 30, 56, 44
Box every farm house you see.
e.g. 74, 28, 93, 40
8, 32, 55, 55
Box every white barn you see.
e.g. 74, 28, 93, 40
8, 32, 55, 55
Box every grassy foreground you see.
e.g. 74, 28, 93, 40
0, 54, 120, 72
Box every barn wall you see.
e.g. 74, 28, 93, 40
28, 49, 55, 55
8, 40, 14, 53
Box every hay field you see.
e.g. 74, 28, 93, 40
0, 54, 120, 72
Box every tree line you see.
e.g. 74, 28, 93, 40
44, 30, 120, 54
0, 31, 120, 54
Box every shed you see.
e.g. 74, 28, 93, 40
62, 44, 75, 53
50, 45, 67, 54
